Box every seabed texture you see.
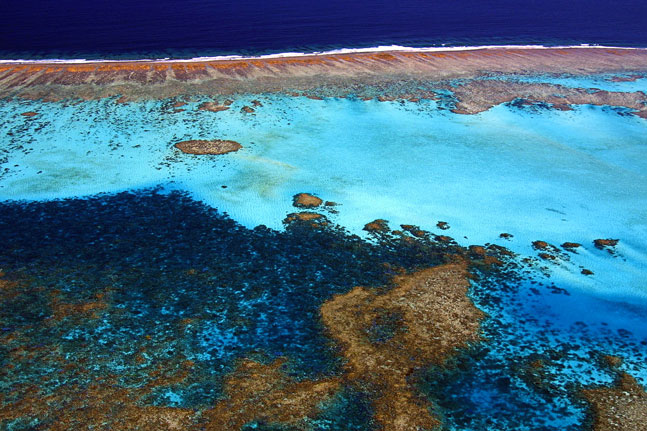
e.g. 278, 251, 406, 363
1, 48, 647, 430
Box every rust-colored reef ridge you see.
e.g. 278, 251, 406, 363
174, 139, 242, 155
1, 48, 647, 104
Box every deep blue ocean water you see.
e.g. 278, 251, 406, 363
2, 0, 647, 59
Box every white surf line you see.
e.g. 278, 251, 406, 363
1, 44, 647, 65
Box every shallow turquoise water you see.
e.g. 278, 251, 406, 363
2, 94, 646, 298
1, 88, 646, 429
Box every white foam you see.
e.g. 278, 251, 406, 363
1, 44, 646, 65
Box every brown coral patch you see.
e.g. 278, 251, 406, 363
174, 139, 242, 155
435, 235, 453, 243
364, 219, 390, 233
538, 253, 557, 261
201, 359, 340, 430
198, 102, 230, 112
292, 193, 323, 208
602, 355, 623, 368
48, 292, 108, 322
582, 373, 647, 431
320, 263, 484, 431
552, 103, 574, 111
532, 240, 550, 250
20, 111, 38, 117
594, 238, 619, 250
284, 212, 325, 223
561, 242, 582, 251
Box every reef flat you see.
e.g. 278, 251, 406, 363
1, 46, 647, 430
1, 47, 647, 106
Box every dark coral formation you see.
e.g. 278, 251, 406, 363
561, 242, 582, 252
532, 240, 567, 262
198, 101, 230, 112
174, 139, 242, 155
437, 221, 450, 230
364, 219, 390, 233
292, 193, 323, 208
594, 238, 619, 252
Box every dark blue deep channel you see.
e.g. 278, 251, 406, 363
2, 0, 647, 59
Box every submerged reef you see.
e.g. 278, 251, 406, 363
321, 263, 483, 431
174, 139, 242, 155
198, 101, 230, 112
292, 193, 323, 209
581, 356, 647, 431
448, 80, 647, 118
0, 189, 496, 430
582, 373, 647, 431
0, 189, 645, 430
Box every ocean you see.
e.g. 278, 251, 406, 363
2, 0, 647, 59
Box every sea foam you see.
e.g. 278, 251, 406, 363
1, 44, 646, 64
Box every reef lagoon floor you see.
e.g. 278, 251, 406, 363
1, 47, 647, 431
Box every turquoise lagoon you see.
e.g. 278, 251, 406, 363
2, 94, 646, 295
1, 86, 646, 429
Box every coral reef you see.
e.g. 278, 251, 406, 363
198, 102, 230, 112
201, 359, 340, 430
2, 48, 647, 104
449, 80, 647, 117
594, 238, 619, 251
174, 139, 242, 155
582, 373, 647, 431
292, 193, 323, 208
321, 263, 484, 431
364, 219, 390, 233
